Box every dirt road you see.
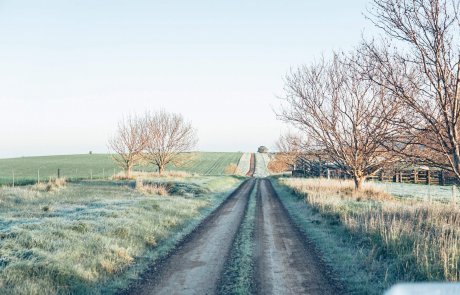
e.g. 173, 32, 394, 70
254, 179, 339, 295
129, 178, 256, 295
128, 178, 339, 295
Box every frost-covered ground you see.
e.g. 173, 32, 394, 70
0, 176, 241, 294
253, 153, 270, 178
372, 181, 459, 201
235, 153, 251, 176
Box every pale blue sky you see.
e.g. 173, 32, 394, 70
0, 0, 375, 158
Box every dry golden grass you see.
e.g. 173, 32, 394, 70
267, 153, 291, 173
284, 178, 393, 201
135, 179, 169, 196
224, 163, 238, 175
33, 177, 67, 192
282, 177, 460, 281
112, 170, 193, 180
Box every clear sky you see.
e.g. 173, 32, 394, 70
0, 0, 376, 158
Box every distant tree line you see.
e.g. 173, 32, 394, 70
278, 0, 460, 190
108, 110, 197, 177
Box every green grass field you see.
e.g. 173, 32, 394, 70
0, 152, 242, 186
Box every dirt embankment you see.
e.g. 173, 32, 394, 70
254, 178, 341, 295
127, 179, 256, 295
246, 153, 255, 177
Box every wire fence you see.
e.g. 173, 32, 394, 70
0, 167, 121, 187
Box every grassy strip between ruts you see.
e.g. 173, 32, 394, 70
217, 179, 258, 295
0, 176, 243, 294
273, 177, 460, 295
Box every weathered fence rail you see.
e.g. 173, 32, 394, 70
292, 168, 456, 186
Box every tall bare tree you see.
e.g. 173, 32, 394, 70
280, 54, 405, 189
145, 111, 198, 175
108, 115, 147, 178
363, 0, 460, 179
274, 133, 304, 169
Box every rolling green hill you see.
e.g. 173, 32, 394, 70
0, 152, 242, 185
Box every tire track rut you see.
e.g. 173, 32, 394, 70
254, 178, 340, 295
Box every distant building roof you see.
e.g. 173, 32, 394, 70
258, 146, 269, 153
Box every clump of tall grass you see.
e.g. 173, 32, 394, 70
112, 170, 193, 180
33, 177, 67, 193
135, 179, 169, 196
282, 177, 460, 282
285, 178, 392, 201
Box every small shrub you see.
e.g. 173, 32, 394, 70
114, 227, 129, 238
224, 163, 238, 175
138, 183, 169, 196
267, 153, 291, 173
145, 236, 157, 247
33, 178, 67, 193
71, 222, 89, 233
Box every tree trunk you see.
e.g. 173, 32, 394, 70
125, 165, 132, 178
354, 175, 365, 190
158, 164, 165, 175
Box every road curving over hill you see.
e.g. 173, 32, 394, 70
254, 178, 341, 295
127, 178, 257, 295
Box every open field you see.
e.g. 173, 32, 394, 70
0, 152, 243, 186
277, 177, 460, 294
372, 181, 459, 201
0, 175, 242, 294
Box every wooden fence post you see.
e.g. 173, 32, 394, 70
57, 168, 60, 179
428, 182, 432, 203
440, 170, 446, 186
452, 185, 456, 207
12, 170, 15, 188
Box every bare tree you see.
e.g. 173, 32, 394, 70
363, 0, 460, 179
108, 115, 147, 178
280, 54, 405, 189
144, 111, 198, 175
274, 133, 304, 169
